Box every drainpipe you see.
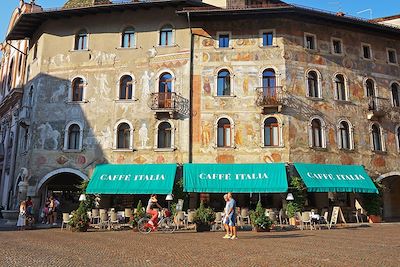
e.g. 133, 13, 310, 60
186, 11, 194, 164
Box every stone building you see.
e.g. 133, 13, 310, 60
3, 0, 400, 220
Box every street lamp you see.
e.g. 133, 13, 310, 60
79, 194, 86, 202
165, 194, 173, 210
286, 193, 294, 201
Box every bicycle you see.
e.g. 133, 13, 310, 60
137, 208, 176, 234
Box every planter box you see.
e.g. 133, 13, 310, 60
368, 215, 382, 223
195, 224, 211, 232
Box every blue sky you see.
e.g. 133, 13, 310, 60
1, 0, 400, 40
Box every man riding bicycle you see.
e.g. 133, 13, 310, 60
146, 194, 163, 230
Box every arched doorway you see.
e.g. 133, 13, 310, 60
37, 168, 88, 216
377, 173, 400, 221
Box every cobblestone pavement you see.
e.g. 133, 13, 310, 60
0, 224, 399, 267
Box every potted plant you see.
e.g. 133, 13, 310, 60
193, 202, 216, 232
249, 201, 272, 232
363, 194, 382, 223
68, 202, 90, 232
130, 200, 145, 231
286, 202, 299, 226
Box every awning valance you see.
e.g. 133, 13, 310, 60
86, 164, 176, 195
183, 163, 288, 193
293, 163, 378, 193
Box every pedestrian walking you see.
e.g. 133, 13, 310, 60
222, 194, 231, 239
17, 201, 26, 231
227, 192, 238, 239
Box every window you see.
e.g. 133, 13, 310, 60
262, 32, 274, 47
218, 34, 230, 48
159, 24, 173, 46
75, 30, 88, 50
67, 124, 81, 150
217, 69, 231, 96
365, 79, 376, 110
262, 69, 276, 98
307, 71, 320, 98
33, 42, 38, 60
157, 122, 172, 148
119, 75, 133, 100
121, 27, 135, 48
158, 72, 173, 108
304, 33, 316, 50
264, 117, 279, 147
388, 49, 398, 64
217, 118, 231, 147
310, 118, 323, 148
72, 77, 84, 101
332, 38, 342, 54
7, 58, 14, 91
397, 126, 400, 152
338, 121, 351, 150
335, 74, 346, 101
18, 54, 23, 76
371, 124, 383, 151
362, 44, 371, 59
117, 123, 131, 149
391, 83, 400, 107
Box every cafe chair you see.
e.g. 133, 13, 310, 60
214, 212, 223, 231
61, 213, 71, 231
110, 212, 120, 230
240, 208, 251, 226
301, 212, 312, 230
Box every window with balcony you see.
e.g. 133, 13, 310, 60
217, 118, 232, 148
119, 75, 133, 100
158, 72, 173, 108
264, 117, 279, 147
365, 79, 376, 110
121, 27, 135, 48
157, 122, 172, 149
217, 69, 231, 96
75, 30, 88, 50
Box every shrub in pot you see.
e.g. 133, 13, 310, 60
249, 201, 272, 232
363, 193, 382, 223
193, 202, 216, 232
130, 200, 146, 230
68, 202, 90, 232
286, 202, 299, 226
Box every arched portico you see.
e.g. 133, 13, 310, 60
377, 172, 400, 221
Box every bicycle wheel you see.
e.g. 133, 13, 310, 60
137, 218, 152, 234
160, 217, 176, 234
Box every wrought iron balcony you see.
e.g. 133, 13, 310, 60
255, 86, 284, 108
148, 92, 189, 117
367, 96, 389, 120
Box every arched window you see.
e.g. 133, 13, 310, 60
371, 124, 382, 151
391, 83, 400, 107
159, 24, 173, 46
158, 122, 172, 148
158, 72, 173, 108
307, 71, 319, 98
67, 124, 81, 150
217, 69, 231, 96
72, 77, 84, 101
335, 74, 346, 101
264, 117, 279, 147
7, 58, 14, 91
75, 30, 88, 50
122, 27, 135, 48
262, 69, 276, 97
117, 123, 131, 149
18, 54, 23, 76
366, 79, 376, 110
119, 75, 133, 100
339, 121, 351, 150
397, 126, 400, 151
217, 118, 231, 147
311, 118, 323, 148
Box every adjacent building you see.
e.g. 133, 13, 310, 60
2, 0, 400, 220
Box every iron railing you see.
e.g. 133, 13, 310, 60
255, 86, 284, 107
148, 92, 189, 116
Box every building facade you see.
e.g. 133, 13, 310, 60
3, 0, 400, 220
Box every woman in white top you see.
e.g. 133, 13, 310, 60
17, 201, 26, 230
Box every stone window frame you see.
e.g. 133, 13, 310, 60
155, 69, 176, 94
386, 48, 398, 65
154, 119, 176, 151
260, 115, 284, 148
63, 121, 84, 152
214, 67, 235, 97
158, 23, 176, 47
258, 66, 281, 87
305, 68, 323, 99
395, 124, 400, 153
304, 32, 317, 51
73, 28, 89, 51
115, 73, 137, 101
369, 122, 386, 152
363, 77, 379, 109
214, 115, 235, 149
113, 119, 134, 151
336, 118, 354, 151
216, 31, 232, 49
308, 116, 327, 149
390, 81, 400, 108
361, 43, 372, 60
69, 75, 88, 103
331, 37, 344, 56
332, 72, 349, 101
120, 26, 137, 49
259, 29, 277, 48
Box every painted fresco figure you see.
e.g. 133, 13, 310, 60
139, 123, 149, 148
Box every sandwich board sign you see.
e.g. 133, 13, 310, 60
329, 206, 346, 228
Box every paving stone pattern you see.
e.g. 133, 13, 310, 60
0, 224, 399, 266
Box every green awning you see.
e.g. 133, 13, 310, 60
293, 163, 378, 193
183, 163, 288, 193
86, 164, 177, 194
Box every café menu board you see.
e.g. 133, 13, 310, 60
329, 206, 347, 228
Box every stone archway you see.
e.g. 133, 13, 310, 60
37, 168, 88, 192
377, 172, 400, 221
